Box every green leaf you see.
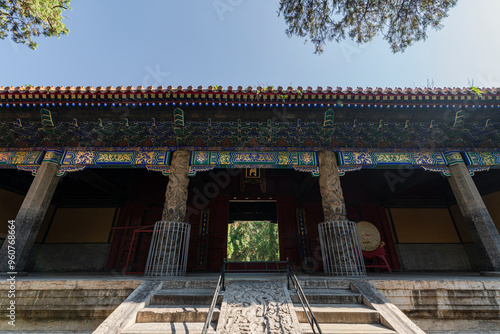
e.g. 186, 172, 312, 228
0, 0, 72, 50
278, 0, 457, 54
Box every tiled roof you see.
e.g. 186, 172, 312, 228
0, 85, 499, 95
0, 86, 498, 149
1, 85, 499, 108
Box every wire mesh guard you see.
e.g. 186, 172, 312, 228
145, 221, 191, 277
318, 221, 366, 277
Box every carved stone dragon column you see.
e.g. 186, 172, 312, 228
318, 150, 346, 221
145, 150, 191, 277
317, 150, 365, 276
162, 150, 190, 222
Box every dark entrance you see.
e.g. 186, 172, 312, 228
228, 201, 277, 222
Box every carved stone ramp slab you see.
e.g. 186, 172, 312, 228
300, 323, 396, 334
216, 280, 302, 334
93, 280, 162, 334
121, 322, 216, 333
351, 280, 425, 334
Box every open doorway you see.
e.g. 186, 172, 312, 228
227, 201, 279, 262
227, 221, 280, 261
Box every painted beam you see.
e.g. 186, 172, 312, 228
189, 151, 319, 176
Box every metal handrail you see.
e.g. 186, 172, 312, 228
202, 261, 225, 334
287, 262, 323, 334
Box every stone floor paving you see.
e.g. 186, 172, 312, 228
10, 271, 500, 282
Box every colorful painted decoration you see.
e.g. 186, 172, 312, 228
40, 108, 55, 127
190, 151, 319, 176
0, 118, 498, 149
61, 148, 171, 167
0, 150, 44, 167
420, 166, 451, 177
338, 151, 447, 167
464, 151, 500, 166
444, 151, 464, 165
468, 166, 491, 176
42, 149, 64, 164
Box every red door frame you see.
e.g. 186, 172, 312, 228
106, 203, 162, 271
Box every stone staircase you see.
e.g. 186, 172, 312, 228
121, 280, 219, 334
294, 280, 396, 334
98, 278, 423, 334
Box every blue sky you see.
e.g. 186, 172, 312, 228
1, 0, 499, 89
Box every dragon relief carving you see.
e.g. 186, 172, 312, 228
162, 150, 190, 222
318, 150, 346, 221
216, 281, 301, 334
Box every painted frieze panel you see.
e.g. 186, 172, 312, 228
464, 151, 500, 167
61, 148, 171, 167
0, 149, 63, 175
191, 151, 317, 167
58, 148, 172, 176
0, 150, 44, 167
338, 151, 447, 167
190, 151, 319, 176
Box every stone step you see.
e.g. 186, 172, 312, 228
397, 296, 500, 305
0, 306, 112, 320
291, 289, 362, 304
3, 289, 133, 298
298, 279, 352, 290
150, 289, 221, 305
0, 296, 128, 307
122, 322, 216, 334
294, 303, 379, 324
136, 305, 220, 323
161, 280, 218, 290
301, 323, 396, 334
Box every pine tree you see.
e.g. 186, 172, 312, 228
0, 0, 71, 50
278, 0, 457, 53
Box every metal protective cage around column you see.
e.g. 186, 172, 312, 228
318, 221, 366, 277
145, 221, 191, 277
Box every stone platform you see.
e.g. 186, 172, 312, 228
0, 272, 498, 333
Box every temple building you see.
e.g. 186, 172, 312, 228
0, 85, 499, 276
